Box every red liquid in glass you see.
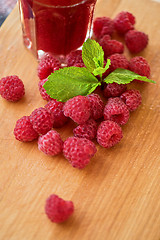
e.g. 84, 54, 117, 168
20, 0, 96, 58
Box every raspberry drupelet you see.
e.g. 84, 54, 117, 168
38, 130, 63, 156
97, 120, 123, 148
45, 194, 74, 223
73, 63, 86, 68
93, 17, 114, 39
120, 89, 142, 111
104, 97, 130, 125
45, 99, 68, 128
29, 107, 53, 135
37, 54, 61, 80
73, 119, 97, 140
87, 93, 105, 120
63, 95, 91, 124
114, 11, 135, 34
125, 30, 148, 53
0, 75, 25, 102
14, 116, 39, 142
63, 137, 97, 169
38, 78, 52, 101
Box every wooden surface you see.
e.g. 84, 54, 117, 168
0, 1, 160, 240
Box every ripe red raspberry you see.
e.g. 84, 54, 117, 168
108, 53, 129, 72
45, 194, 74, 223
66, 50, 83, 67
120, 89, 142, 111
63, 137, 97, 169
99, 37, 124, 58
45, 99, 68, 128
37, 54, 61, 80
38, 130, 63, 156
114, 11, 135, 34
73, 119, 97, 140
87, 93, 105, 120
63, 95, 91, 124
97, 120, 123, 148
14, 116, 39, 142
103, 82, 127, 98
38, 78, 52, 101
129, 56, 150, 78
30, 107, 53, 135
125, 30, 148, 53
0, 75, 25, 102
104, 97, 130, 125
93, 17, 114, 39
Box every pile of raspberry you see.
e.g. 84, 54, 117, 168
0, 11, 152, 224
93, 11, 149, 55
91, 12, 150, 78
14, 59, 143, 170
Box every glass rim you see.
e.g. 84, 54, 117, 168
34, 0, 90, 8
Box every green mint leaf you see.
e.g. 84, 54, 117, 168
93, 57, 101, 68
82, 39, 104, 73
43, 67, 101, 102
104, 59, 111, 71
93, 67, 106, 76
92, 59, 111, 76
104, 68, 156, 84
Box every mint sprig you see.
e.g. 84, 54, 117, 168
43, 39, 155, 102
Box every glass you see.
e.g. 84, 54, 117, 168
18, 0, 97, 62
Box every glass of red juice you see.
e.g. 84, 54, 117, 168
18, 0, 97, 62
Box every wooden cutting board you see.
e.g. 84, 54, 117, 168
0, 1, 160, 240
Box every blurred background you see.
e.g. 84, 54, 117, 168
0, 0, 17, 26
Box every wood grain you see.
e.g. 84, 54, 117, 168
0, 1, 160, 240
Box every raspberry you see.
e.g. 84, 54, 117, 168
63, 137, 97, 169
125, 30, 148, 53
114, 11, 135, 34
73, 119, 97, 140
93, 17, 114, 39
97, 120, 123, 148
45, 194, 74, 223
38, 78, 52, 101
103, 82, 127, 98
120, 89, 142, 111
108, 53, 129, 72
0, 75, 25, 102
45, 99, 68, 128
37, 54, 61, 80
63, 95, 91, 124
104, 97, 130, 125
38, 130, 63, 156
129, 56, 150, 78
87, 93, 105, 120
30, 107, 53, 135
14, 116, 39, 142
66, 50, 83, 67
99, 37, 124, 58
